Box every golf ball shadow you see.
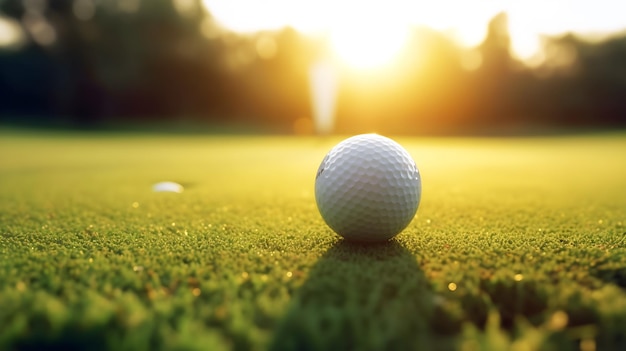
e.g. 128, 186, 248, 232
269, 240, 437, 350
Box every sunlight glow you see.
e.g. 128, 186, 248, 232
509, 29, 542, 62
256, 35, 277, 60
309, 60, 337, 134
418, 1, 500, 47
202, 0, 626, 66
329, 11, 410, 70
173, 0, 197, 17
202, 0, 296, 32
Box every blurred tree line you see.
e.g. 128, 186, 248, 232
0, 0, 624, 134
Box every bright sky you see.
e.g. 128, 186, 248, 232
201, 0, 626, 65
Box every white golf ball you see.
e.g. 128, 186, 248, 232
315, 134, 421, 242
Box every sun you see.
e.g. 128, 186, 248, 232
326, 5, 411, 71
201, 0, 412, 70
329, 20, 410, 70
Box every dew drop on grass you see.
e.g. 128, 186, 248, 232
152, 181, 184, 193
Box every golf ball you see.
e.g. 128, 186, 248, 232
315, 134, 421, 242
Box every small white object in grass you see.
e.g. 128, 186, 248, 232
152, 181, 184, 193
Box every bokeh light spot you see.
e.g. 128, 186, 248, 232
330, 17, 409, 70
580, 339, 596, 351
548, 310, 569, 330
0, 16, 26, 50
173, 0, 197, 17
118, 0, 141, 13
201, 17, 222, 39
73, 0, 96, 21
256, 35, 277, 59
460, 49, 483, 71
23, 14, 57, 46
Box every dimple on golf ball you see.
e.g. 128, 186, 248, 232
315, 134, 421, 242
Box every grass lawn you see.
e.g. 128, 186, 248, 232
1, 129, 625, 351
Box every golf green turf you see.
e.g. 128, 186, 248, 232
1, 129, 625, 351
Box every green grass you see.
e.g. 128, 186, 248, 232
1, 129, 625, 351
